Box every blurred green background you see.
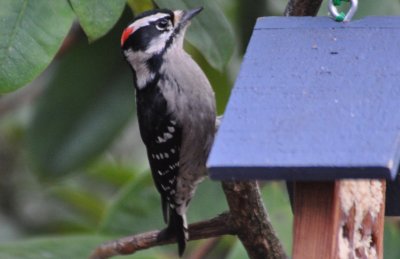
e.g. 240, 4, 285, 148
1, 0, 400, 258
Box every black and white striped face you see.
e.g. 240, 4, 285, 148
121, 8, 202, 55
121, 9, 175, 55
121, 8, 202, 90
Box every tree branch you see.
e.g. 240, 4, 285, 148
89, 212, 234, 259
284, 0, 323, 16
222, 181, 287, 259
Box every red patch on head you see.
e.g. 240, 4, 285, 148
121, 26, 134, 46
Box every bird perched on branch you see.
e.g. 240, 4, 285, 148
120, 7, 216, 255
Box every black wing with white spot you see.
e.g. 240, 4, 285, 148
147, 118, 182, 220
136, 84, 182, 223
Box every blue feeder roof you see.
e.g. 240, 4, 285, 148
208, 16, 400, 181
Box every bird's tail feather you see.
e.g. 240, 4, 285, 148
161, 198, 169, 224
169, 209, 188, 256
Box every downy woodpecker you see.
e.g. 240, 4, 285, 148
121, 8, 216, 255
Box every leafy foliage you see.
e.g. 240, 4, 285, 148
27, 13, 134, 177
0, 0, 234, 93
0, 0, 74, 93
70, 0, 126, 41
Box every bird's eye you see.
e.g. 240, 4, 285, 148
156, 19, 169, 30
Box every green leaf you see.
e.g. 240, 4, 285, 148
27, 14, 135, 177
70, 0, 126, 42
0, 0, 74, 93
0, 235, 164, 259
154, 0, 235, 70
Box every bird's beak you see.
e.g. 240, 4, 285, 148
176, 7, 203, 26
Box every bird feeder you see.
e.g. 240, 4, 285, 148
207, 16, 400, 259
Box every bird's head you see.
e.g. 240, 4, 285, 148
121, 7, 202, 57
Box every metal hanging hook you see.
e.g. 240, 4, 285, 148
328, 0, 358, 22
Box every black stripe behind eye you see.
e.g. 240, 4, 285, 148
124, 25, 159, 51
122, 9, 174, 51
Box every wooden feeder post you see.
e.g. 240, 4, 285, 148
208, 17, 400, 259
293, 180, 386, 258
